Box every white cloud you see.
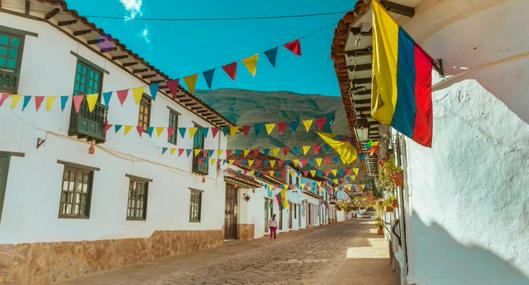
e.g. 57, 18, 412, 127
120, 0, 143, 20
139, 27, 151, 44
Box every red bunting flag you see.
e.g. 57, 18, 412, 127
103, 123, 113, 133
324, 169, 331, 177
73, 95, 84, 113
284, 40, 301, 56
167, 128, 175, 139
178, 148, 185, 157
315, 118, 327, 130
117, 89, 129, 105
222, 62, 237, 80
136, 126, 144, 136
278, 122, 288, 135
313, 144, 322, 155
166, 80, 180, 97
252, 149, 260, 156
225, 150, 232, 157
0, 93, 9, 106
241, 126, 251, 136
324, 157, 332, 166
282, 147, 290, 156
211, 127, 219, 138
34, 96, 45, 111
277, 160, 285, 167
303, 170, 309, 176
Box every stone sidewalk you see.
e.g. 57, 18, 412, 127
58, 219, 397, 285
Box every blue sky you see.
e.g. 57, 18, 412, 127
66, 0, 357, 96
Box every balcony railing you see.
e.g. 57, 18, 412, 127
192, 151, 209, 175
68, 100, 108, 143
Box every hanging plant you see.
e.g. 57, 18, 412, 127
376, 157, 403, 191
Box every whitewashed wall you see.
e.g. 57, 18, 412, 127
399, 1, 529, 284
0, 12, 228, 244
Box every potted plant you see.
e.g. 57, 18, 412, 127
375, 218, 384, 235
377, 157, 404, 191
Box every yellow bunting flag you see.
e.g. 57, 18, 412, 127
189, 127, 198, 138
265, 123, 275, 135
269, 170, 275, 176
271, 148, 280, 156
331, 169, 338, 176
194, 149, 202, 157
230, 126, 239, 136
303, 119, 313, 132
170, 148, 176, 155
229, 159, 235, 165
217, 150, 223, 158
317, 181, 322, 187
243, 149, 251, 157
86, 93, 99, 112
132, 87, 144, 105
241, 54, 259, 77
333, 179, 339, 184
155, 127, 164, 137
317, 132, 357, 164
315, 158, 322, 167
310, 170, 316, 177
353, 168, 359, 175
292, 159, 299, 167
302, 145, 311, 155
10, 95, 21, 110
248, 160, 254, 167
270, 160, 276, 168
184, 74, 199, 94
45, 96, 57, 112
124, 125, 133, 135
210, 158, 216, 165
351, 176, 356, 181
249, 170, 255, 176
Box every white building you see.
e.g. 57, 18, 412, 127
332, 1, 529, 284
0, 1, 234, 284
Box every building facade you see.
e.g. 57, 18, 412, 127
0, 1, 234, 284
332, 1, 529, 284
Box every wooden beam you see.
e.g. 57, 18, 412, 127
73, 29, 92, 36
87, 38, 105, 45
100, 47, 116, 53
44, 8, 61, 20
180, 98, 193, 103
111, 55, 128, 60
122, 62, 138, 67
354, 98, 371, 105
133, 68, 148, 73
150, 80, 165, 84
58, 19, 77, 26
24, 0, 30, 15
347, 63, 371, 72
141, 74, 156, 79
345, 47, 372, 57
381, 0, 415, 17
350, 27, 372, 36
354, 89, 372, 96
352, 77, 372, 85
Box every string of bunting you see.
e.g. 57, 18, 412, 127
0, 38, 303, 112
102, 116, 332, 138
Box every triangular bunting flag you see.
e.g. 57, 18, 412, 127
132, 87, 144, 104
302, 145, 311, 155
161, 147, 168, 155
211, 127, 219, 138
114, 124, 123, 133
254, 124, 264, 136
310, 170, 316, 177
167, 128, 175, 138
194, 149, 202, 157
146, 127, 155, 137
290, 121, 300, 133
243, 149, 251, 157
203, 69, 215, 89
136, 126, 144, 136
315, 158, 322, 167
277, 122, 288, 135
123, 125, 133, 135
183, 74, 198, 94
166, 79, 180, 97
189, 127, 198, 138
9, 95, 20, 109
313, 144, 322, 155
186, 149, 193, 157
282, 147, 290, 156
241, 54, 259, 77
0, 93, 9, 107
271, 148, 280, 157
149, 83, 159, 100
284, 40, 301, 56
302, 119, 313, 132
117, 89, 128, 105
34, 96, 44, 111
241, 125, 251, 136
103, 123, 113, 133
230, 126, 239, 136
265, 123, 275, 135
102, 92, 112, 106
270, 160, 276, 168
315, 118, 327, 130
353, 168, 359, 175
60, 96, 69, 111
73, 95, 84, 113
222, 62, 237, 80
86, 93, 98, 112
22, 96, 31, 111
46, 96, 57, 112
179, 128, 187, 138
264, 47, 279, 67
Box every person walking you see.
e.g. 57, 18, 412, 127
268, 214, 278, 240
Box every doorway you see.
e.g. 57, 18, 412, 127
224, 183, 238, 239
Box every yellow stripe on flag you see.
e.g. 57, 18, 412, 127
241, 54, 259, 77
184, 74, 198, 94
46, 96, 57, 112
371, 1, 399, 124
132, 87, 144, 105
86, 93, 99, 112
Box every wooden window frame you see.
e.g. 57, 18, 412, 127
57, 162, 96, 219
0, 26, 27, 94
72, 58, 103, 96
138, 94, 151, 129
167, 108, 179, 145
191, 123, 208, 175
189, 189, 202, 222
126, 175, 150, 221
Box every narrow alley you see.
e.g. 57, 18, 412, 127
58, 219, 396, 285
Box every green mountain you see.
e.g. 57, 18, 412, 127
196, 89, 350, 150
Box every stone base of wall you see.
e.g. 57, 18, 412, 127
0, 230, 223, 285
237, 224, 255, 241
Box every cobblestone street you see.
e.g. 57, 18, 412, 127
59, 219, 397, 285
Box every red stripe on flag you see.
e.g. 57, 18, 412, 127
412, 46, 433, 147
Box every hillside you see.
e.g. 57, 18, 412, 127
196, 89, 350, 150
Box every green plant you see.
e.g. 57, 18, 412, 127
376, 157, 403, 191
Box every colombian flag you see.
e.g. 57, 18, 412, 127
275, 190, 288, 210
371, 1, 433, 147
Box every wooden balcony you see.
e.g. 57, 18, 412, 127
68, 100, 108, 143
192, 152, 209, 176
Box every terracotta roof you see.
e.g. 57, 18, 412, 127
224, 168, 262, 188
2, 0, 233, 127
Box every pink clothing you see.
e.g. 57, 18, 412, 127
268, 219, 277, 228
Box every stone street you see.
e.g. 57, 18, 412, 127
59, 219, 397, 285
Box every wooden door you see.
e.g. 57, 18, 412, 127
288, 202, 293, 229
224, 184, 238, 239
0, 154, 10, 221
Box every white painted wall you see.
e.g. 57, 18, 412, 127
397, 1, 529, 284
0, 12, 228, 244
